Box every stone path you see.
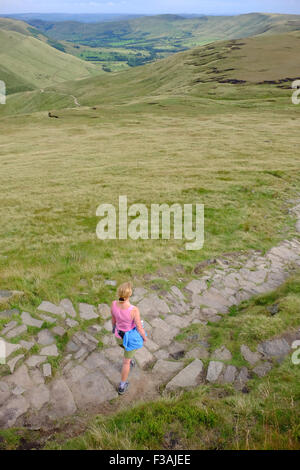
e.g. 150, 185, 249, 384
0, 201, 300, 429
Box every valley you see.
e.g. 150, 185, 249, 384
0, 11, 299, 450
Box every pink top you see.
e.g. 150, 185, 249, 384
112, 300, 136, 339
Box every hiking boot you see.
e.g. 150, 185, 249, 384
118, 382, 129, 395
130, 359, 136, 369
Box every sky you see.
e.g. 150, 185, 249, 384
1, 0, 300, 15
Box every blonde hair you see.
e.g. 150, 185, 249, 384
117, 282, 133, 301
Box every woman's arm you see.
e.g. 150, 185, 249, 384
132, 307, 147, 342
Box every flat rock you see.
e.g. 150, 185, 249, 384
38, 301, 65, 318
235, 367, 249, 389
12, 385, 26, 396
65, 318, 79, 328
43, 363, 52, 377
165, 359, 204, 391
151, 318, 179, 347
103, 347, 124, 364
52, 326, 66, 337
66, 340, 80, 353
6, 325, 27, 339
152, 360, 184, 381
170, 286, 185, 300
206, 361, 224, 383
104, 280, 117, 287
185, 280, 207, 295
103, 320, 112, 331
19, 340, 35, 351
37, 329, 55, 346
154, 349, 169, 360
212, 346, 232, 361
186, 346, 209, 360
74, 347, 88, 360
98, 304, 111, 320
135, 347, 154, 369
168, 342, 186, 360
82, 352, 121, 384
223, 365, 238, 384
30, 369, 45, 385
21, 312, 43, 328
48, 378, 77, 419
6, 365, 33, 390
40, 314, 57, 324
253, 362, 273, 377
102, 335, 117, 346
26, 355, 47, 368
68, 370, 118, 408
244, 270, 267, 285
7, 354, 24, 373
192, 291, 229, 314
79, 303, 99, 320
59, 299, 76, 318
27, 383, 50, 410
131, 287, 148, 304
0, 309, 19, 320
0, 395, 29, 428
258, 338, 291, 358
241, 345, 262, 366
164, 314, 189, 329
1, 321, 18, 335
40, 345, 59, 357
137, 294, 170, 319
65, 365, 87, 383
88, 324, 102, 335
144, 338, 160, 353
0, 381, 10, 406
0, 338, 21, 360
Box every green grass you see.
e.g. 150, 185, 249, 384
0, 22, 300, 450
0, 49, 299, 307
36, 273, 300, 450
43, 358, 300, 450
0, 26, 99, 93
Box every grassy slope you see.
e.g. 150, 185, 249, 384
0, 17, 41, 36
0, 25, 99, 94
3, 30, 298, 113
0, 25, 300, 451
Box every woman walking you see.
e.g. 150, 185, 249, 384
111, 282, 147, 395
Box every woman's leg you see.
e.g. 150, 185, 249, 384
121, 357, 131, 382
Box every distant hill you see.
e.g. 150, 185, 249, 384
0, 19, 100, 94
3, 13, 145, 23
2, 29, 299, 116
49, 29, 300, 103
24, 13, 300, 49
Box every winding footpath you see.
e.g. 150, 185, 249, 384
40, 88, 81, 107
0, 201, 300, 430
